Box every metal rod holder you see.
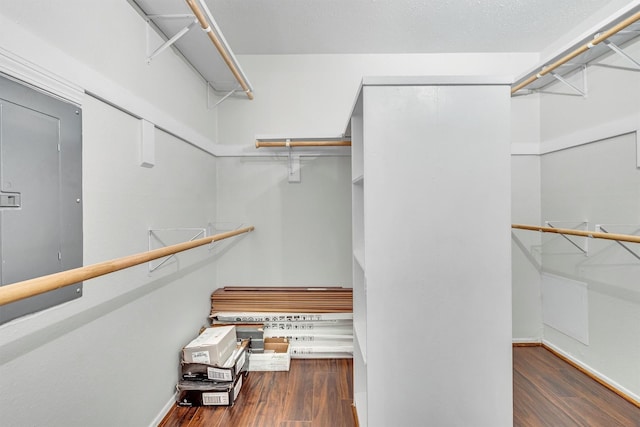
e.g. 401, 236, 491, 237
548, 66, 588, 97
545, 221, 589, 255
596, 225, 640, 261
148, 228, 206, 272
208, 86, 240, 109
603, 40, 640, 70
146, 17, 198, 63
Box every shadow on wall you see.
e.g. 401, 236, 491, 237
0, 249, 234, 364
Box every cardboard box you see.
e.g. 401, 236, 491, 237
181, 340, 248, 382
247, 337, 290, 371
176, 373, 244, 407
182, 326, 236, 366
210, 322, 266, 353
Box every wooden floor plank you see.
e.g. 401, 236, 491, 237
157, 406, 198, 427
280, 360, 316, 423
251, 371, 289, 426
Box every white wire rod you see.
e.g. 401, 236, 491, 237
603, 40, 640, 70
190, 0, 255, 97
147, 19, 199, 63
549, 71, 587, 97
596, 225, 640, 261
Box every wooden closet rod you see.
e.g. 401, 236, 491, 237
255, 140, 352, 148
512, 10, 640, 94
512, 223, 640, 244
0, 226, 254, 307
185, 0, 254, 100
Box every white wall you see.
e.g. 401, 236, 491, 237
534, 35, 640, 400
216, 156, 353, 286
215, 53, 540, 289
0, 1, 228, 426
218, 53, 539, 144
511, 155, 543, 341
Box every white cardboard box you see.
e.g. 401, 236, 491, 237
182, 326, 237, 366
181, 339, 248, 382
247, 337, 291, 371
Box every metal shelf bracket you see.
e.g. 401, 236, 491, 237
148, 227, 206, 272
603, 40, 640, 70
145, 14, 198, 64
207, 84, 241, 109
545, 220, 589, 255
595, 224, 640, 261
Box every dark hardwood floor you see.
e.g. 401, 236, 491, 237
160, 347, 640, 426
159, 358, 355, 427
514, 346, 640, 426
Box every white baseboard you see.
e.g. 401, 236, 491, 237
542, 340, 640, 405
149, 392, 177, 427
512, 337, 542, 345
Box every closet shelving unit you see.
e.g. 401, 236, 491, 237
132, 0, 254, 104
346, 76, 512, 427
512, 6, 640, 96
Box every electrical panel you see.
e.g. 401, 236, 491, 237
0, 74, 82, 324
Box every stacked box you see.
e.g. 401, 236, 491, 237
176, 374, 243, 407
176, 326, 249, 407
211, 323, 265, 353
182, 325, 237, 365
181, 339, 249, 383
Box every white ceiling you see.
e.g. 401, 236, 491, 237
131, 0, 637, 90
137, 0, 627, 55
216, 0, 625, 54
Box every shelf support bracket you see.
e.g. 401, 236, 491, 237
207, 85, 240, 109
548, 66, 588, 97
146, 17, 198, 64
148, 228, 206, 273
545, 221, 589, 255
596, 225, 640, 261
603, 40, 640, 70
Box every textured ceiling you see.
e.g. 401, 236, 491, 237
134, 0, 631, 55
198, 0, 624, 54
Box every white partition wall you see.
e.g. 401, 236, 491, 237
349, 77, 512, 427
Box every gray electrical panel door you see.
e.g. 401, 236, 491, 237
0, 74, 82, 324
